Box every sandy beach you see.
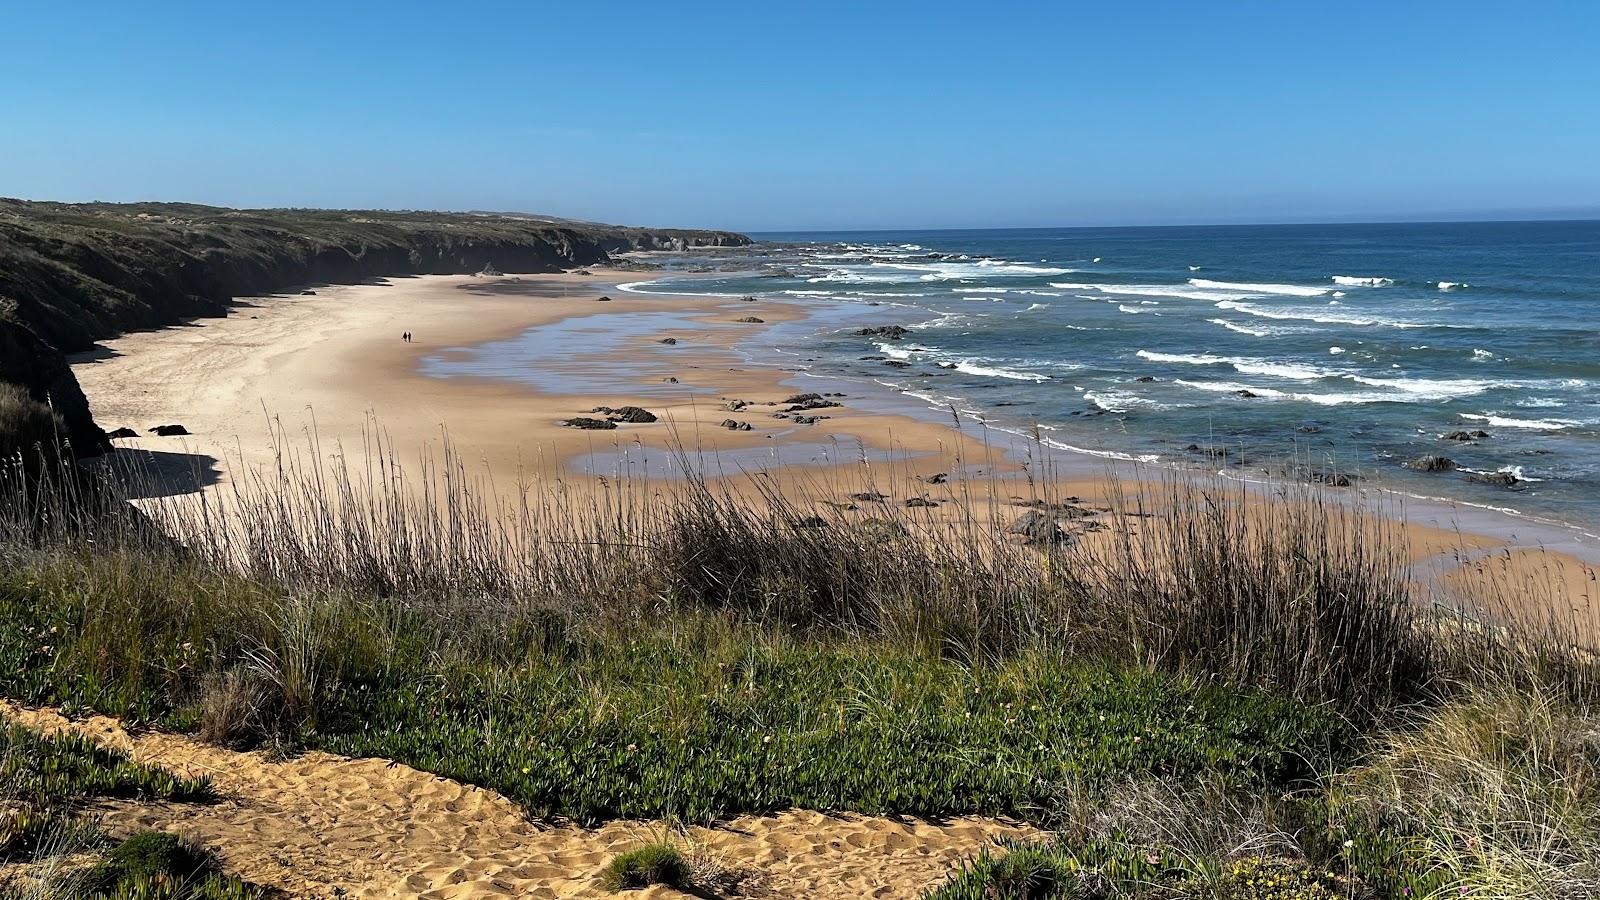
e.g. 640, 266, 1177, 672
68, 268, 1598, 611
73, 271, 1008, 500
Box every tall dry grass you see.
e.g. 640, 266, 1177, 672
6, 422, 1569, 719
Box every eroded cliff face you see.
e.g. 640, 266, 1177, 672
0, 201, 750, 457
0, 305, 107, 456
0, 202, 748, 353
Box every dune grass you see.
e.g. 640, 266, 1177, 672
600, 842, 692, 892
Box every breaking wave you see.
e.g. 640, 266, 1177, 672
1188, 278, 1332, 297
1459, 413, 1578, 430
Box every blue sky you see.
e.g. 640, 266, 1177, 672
2, 1, 1597, 230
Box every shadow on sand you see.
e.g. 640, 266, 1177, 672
88, 448, 223, 499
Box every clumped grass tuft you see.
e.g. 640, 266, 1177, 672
74, 830, 268, 899
600, 842, 691, 892
0, 384, 62, 464
1327, 685, 1600, 897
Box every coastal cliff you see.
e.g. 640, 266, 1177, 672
0, 200, 749, 455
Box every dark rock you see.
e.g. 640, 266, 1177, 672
735, 316, 764, 323
858, 518, 909, 538
562, 417, 617, 430
300, 290, 317, 295
786, 398, 842, 412
904, 497, 939, 508
918, 472, 948, 485
1466, 471, 1522, 488
783, 393, 822, 404
659, 337, 678, 345
1442, 430, 1479, 442
596, 296, 613, 302
592, 405, 657, 424
723, 399, 750, 411
1014, 500, 1098, 520
856, 325, 911, 340
850, 491, 887, 503
1296, 425, 1322, 434
740, 295, 759, 302
148, 424, 191, 436
1134, 376, 1156, 383
883, 360, 912, 368
1404, 455, 1457, 473
793, 515, 828, 529
1008, 511, 1070, 545
720, 419, 752, 431
793, 415, 823, 425
1235, 390, 1259, 399
106, 427, 138, 439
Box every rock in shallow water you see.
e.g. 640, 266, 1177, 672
1404, 455, 1458, 473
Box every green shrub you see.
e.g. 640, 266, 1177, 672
79, 830, 269, 899
0, 724, 213, 806
926, 836, 1184, 899
1188, 857, 1341, 899
92, 831, 212, 884
600, 842, 691, 892
0, 804, 106, 858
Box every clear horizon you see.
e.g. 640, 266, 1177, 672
5, 1, 1597, 231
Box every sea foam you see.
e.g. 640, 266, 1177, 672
1188, 278, 1331, 297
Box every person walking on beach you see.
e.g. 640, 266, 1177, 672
402, 331, 411, 343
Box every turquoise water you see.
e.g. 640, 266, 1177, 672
614, 221, 1600, 531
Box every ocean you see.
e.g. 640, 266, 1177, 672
613, 221, 1600, 531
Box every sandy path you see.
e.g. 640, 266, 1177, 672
3, 703, 1035, 899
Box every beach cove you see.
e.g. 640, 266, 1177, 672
69, 266, 1600, 625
